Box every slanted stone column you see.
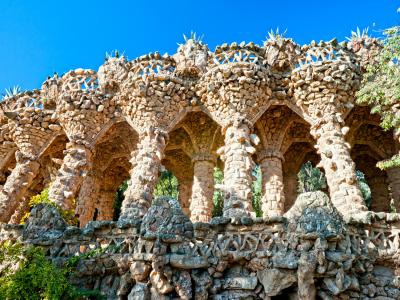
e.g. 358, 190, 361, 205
221, 120, 254, 218
386, 168, 400, 212
190, 154, 215, 223
178, 179, 192, 218
49, 142, 93, 211
311, 119, 367, 217
0, 151, 40, 223
120, 128, 167, 220
76, 170, 100, 227
258, 150, 285, 218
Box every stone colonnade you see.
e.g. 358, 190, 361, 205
1, 36, 399, 225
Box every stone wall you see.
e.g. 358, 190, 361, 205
1, 192, 400, 299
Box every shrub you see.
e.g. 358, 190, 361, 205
20, 188, 78, 226
0, 241, 104, 300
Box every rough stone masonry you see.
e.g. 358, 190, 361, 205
1, 35, 400, 299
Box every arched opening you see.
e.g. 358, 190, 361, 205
254, 105, 315, 216
282, 142, 322, 212
165, 111, 222, 222
76, 121, 138, 226
162, 149, 192, 216
352, 145, 390, 212
10, 133, 69, 224
346, 107, 399, 212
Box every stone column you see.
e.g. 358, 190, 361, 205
97, 190, 116, 221
368, 176, 390, 212
178, 179, 192, 218
386, 168, 400, 212
120, 128, 167, 220
258, 150, 285, 218
49, 142, 93, 211
222, 121, 254, 218
0, 151, 40, 223
76, 171, 100, 227
190, 154, 215, 223
311, 119, 367, 217
283, 172, 298, 212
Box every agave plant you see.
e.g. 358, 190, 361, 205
2, 86, 22, 100
266, 27, 287, 41
346, 27, 369, 41
104, 49, 125, 61
182, 31, 204, 44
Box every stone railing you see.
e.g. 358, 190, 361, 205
61, 69, 99, 93
130, 53, 176, 79
212, 43, 265, 66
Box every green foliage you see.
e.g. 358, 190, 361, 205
0, 242, 104, 300
114, 179, 128, 220
356, 171, 372, 209
154, 170, 179, 198
212, 167, 224, 217
251, 165, 262, 217
297, 162, 327, 193
356, 26, 400, 168
20, 188, 78, 226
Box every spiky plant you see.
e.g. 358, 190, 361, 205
266, 27, 287, 41
104, 50, 125, 61
346, 27, 369, 41
2, 86, 22, 100
182, 31, 204, 44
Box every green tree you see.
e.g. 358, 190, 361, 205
154, 170, 179, 198
356, 26, 400, 169
0, 242, 103, 300
297, 162, 327, 193
212, 167, 224, 217
356, 170, 372, 209
251, 165, 262, 217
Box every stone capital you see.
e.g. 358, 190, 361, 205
191, 152, 217, 163
257, 149, 284, 163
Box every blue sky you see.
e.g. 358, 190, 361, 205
0, 0, 398, 92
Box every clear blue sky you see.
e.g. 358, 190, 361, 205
0, 0, 398, 92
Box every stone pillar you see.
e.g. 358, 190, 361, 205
178, 179, 192, 218
190, 154, 215, 223
120, 128, 167, 220
0, 151, 40, 223
258, 150, 285, 218
368, 176, 390, 212
311, 120, 367, 217
222, 121, 254, 218
97, 190, 116, 221
283, 172, 298, 212
49, 142, 93, 211
76, 171, 100, 227
387, 168, 400, 212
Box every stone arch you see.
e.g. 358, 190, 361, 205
76, 120, 138, 226
165, 111, 222, 222
351, 144, 390, 212
282, 142, 321, 212
9, 133, 69, 224
346, 106, 400, 212
254, 104, 314, 217
162, 149, 193, 217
